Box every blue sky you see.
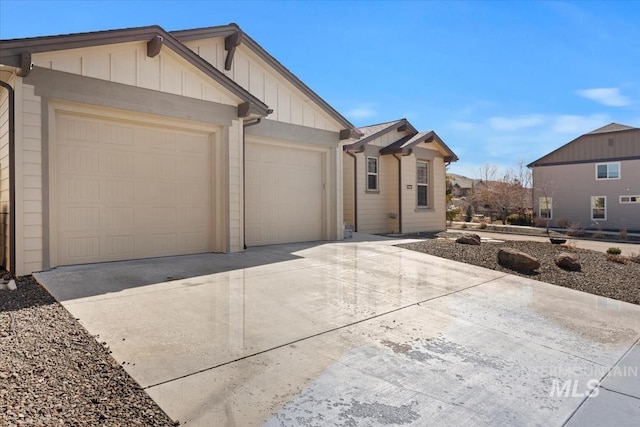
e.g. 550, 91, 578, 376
2, 1, 639, 178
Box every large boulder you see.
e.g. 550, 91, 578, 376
555, 253, 581, 271
456, 233, 481, 245
497, 247, 540, 272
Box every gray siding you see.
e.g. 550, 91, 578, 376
533, 159, 640, 231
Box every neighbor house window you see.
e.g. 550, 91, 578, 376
596, 162, 620, 180
591, 196, 607, 220
539, 197, 552, 219
620, 195, 640, 203
367, 157, 378, 191
417, 161, 429, 207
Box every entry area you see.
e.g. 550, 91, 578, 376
51, 105, 217, 266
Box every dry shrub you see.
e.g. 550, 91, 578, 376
607, 254, 629, 264
556, 218, 571, 228
567, 223, 585, 237
461, 223, 468, 229
476, 222, 487, 229
628, 252, 640, 264
471, 217, 481, 223
618, 229, 628, 240
533, 218, 548, 228
560, 242, 577, 251
593, 230, 604, 239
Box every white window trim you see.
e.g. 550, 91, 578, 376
417, 160, 429, 208
595, 162, 621, 180
591, 196, 607, 221
539, 197, 553, 219
366, 156, 379, 192
619, 195, 640, 203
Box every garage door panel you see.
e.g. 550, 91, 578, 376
246, 141, 324, 246
55, 112, 213, 266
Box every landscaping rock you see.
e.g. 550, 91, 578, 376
497, 247, 540, 272
555, 253, 581, 271
456, 233, 481, 245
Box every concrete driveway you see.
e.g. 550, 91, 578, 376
35, 235, 640, 426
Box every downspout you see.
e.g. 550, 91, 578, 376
393, 154, 403, 234
345, 150, 358, 232
242, 118, 262, 249
0, 81, 16, 274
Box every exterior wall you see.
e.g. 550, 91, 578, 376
532, 159, 640, 231
356, 149, 399, 234
227, 119, 243, 252
401, 148, 447, 233
31, 41, 238, 106
0, 75, 14, 269
184, 40, 341, 132
343, 152, 355, 228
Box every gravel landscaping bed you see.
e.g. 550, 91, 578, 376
398, 232, 640, 305
0, 276, 177, 426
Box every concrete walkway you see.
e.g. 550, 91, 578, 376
35, 235, 640, 426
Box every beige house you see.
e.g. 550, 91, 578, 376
528, 123, 640, 232
0, 24, 362, 275
343, 119, 458, 234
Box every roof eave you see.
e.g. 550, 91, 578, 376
0, 25, 270, 117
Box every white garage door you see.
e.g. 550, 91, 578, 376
245, 141, 324, 246
55, 112, 213, 266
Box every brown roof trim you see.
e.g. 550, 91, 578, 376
528, 155, 640, 168
343, 119, 414, 151
171, 24, 359, 135
379, 130, 459, 162
0, 25, 270, 117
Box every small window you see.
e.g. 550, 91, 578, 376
367, 157, 378, 191
620, 195, 640, 203
591, 196, 607, 220
417, 161, 429, 207
539, 197, 552, 219
596, 162, 620, 180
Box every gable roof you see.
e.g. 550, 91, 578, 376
343, 118, 415, 151
528, 122, 640, 167
171, 23, 361, 138
0, 26, 269, 118
344, 118, 458, 162
380, 130, 459, 162
587, 122, 637, 134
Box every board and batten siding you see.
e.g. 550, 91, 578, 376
30, 42, 238, 107
537, 130, 640, 165
184, 40, 341, 132
400, 150, 446, 234
533, 160, 640, 231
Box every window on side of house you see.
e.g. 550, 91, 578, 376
539, 197, 552, 219
591, 196, 607, 220
596, 162, 620, 180
367, 157, 378, 191
417, 161, 429, 208
620, 195, 640, 203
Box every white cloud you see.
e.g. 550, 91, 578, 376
577, 88, 631, 107
345, 106, 377, 120
488, 114, 545, 131
551, 114, 609, 134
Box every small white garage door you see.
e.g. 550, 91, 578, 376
55, 112, 213, 266
245, 141, 324, 246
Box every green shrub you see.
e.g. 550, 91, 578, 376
465, 206, 472, 222
446, 207, 461, 223
606, 247, 622, 255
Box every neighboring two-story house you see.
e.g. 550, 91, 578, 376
528, 123, 640, 232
